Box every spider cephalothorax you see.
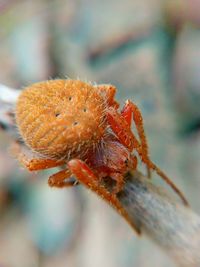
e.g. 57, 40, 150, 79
14, 79, 188, 234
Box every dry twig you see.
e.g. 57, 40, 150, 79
118, 171, 200, 267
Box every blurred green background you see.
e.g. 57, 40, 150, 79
0, 0, 200, 266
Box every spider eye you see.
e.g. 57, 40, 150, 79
55, 113, 60, 117
83, 108, 87, 112
68, 96, 72, 101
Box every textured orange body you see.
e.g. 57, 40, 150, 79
14, 79, 188, 234
16, 80, 107, 159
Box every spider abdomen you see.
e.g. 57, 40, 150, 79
16, 80, 107, 159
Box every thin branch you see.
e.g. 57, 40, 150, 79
1, 83, 200, 267
0, 84, 19, 138
118, 171, 200, 267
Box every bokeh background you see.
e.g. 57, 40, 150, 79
0, 0, 200, 266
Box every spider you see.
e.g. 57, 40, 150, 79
13, 79, 188, 234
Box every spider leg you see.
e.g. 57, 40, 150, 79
106, 108, 145, 170
121, 101, 132, 126
106, 108, 140, 152
96, 84, 119, 109
11, 142, 65, 171
68, 159, 141, 234
48, 168, 79, 188
149, 161, 189, 206
121, 100, 151, 178
121, 101, 189, 205
107, 108, 188, 205
130, 154, 138, 170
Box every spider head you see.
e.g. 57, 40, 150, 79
103, 139, 134, 174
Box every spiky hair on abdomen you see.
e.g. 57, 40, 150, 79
16, 79, 108, 160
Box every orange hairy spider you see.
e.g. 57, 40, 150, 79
14, 79, 188, 234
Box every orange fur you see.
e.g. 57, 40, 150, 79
16, 80, 108, 159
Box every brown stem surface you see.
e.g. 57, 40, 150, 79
118, 171, 200, 267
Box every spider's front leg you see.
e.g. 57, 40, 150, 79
121, 100, 151, 177
106, 108, 141, 153
106, 107, 146, 181
68, 159, 141, 234
106, 108, 189, 206
121, 101, 189, 205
